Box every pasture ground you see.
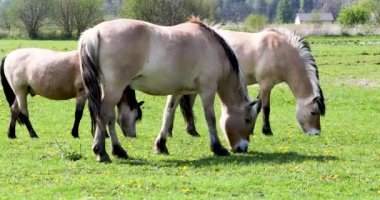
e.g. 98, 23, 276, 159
0, 36, 379, 199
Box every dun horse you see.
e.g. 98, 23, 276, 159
0, 48, 143, 139
175, 28, 326, 136
79, 17, 255, 162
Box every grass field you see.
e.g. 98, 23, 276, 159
0, 36, 379, 199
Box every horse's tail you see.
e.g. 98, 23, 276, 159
78, 28, 102, 133
266, 28, 325, 115
1, 55, 16, 108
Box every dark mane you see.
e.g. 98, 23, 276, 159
188, 16, 240, 74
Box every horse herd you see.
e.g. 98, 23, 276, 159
0, 17, 325, 162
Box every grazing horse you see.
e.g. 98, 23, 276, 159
0, 48, 143, 139
79, 17, 255, 162
176, 28, 326, 136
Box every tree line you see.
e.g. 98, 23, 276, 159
0, 0, 378, 39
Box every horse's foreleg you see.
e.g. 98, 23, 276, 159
180, 94, 200, 137
71, 96, 86, 138
155, 95, 182, 155
200, 92, 230, 156
260, 86, 273, 136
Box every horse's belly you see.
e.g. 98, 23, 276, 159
32, 86, 77, 100
130, 75, 196, 95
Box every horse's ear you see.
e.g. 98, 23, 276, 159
312, 96, 320, 104
249, 100, 257, 107
138, 101, 145, 107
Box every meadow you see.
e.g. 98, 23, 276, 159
0, 35, 379, 199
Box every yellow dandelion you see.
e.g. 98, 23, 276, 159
181, 188, 191, 194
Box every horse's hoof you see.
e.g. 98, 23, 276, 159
155, 138, 169, 155
262, 127, 273, 136
30, 134, 39, 138
71, 132, 79, 138
7, 134, 16, 139
96, 153, 111, 163
112, 145, 129, 159
211, 143, 230, 156
187, 129, 200, 137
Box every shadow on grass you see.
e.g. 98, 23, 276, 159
116, 151, 338, 168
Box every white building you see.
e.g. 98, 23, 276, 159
295, 13, 334, 24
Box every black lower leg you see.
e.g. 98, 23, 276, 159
262, 106, 273, 136
7, 111, 17, 139
19, 113, 38, 138
155, 137, 169, 154
71, 107, 84, 138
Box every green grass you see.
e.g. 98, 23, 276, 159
0, 36, 379, 199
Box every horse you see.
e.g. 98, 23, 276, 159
0, 48, 143, 139
79, 17, 256, 162
174, 28, 326, 137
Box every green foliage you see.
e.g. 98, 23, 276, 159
0, 36, 380, 198
120, 0, 218, 25
358, 0, 380, 25
276, 0, 292, 23
337, 5, 370, 27
243, 14, 268, 32
11, 0, 53, 38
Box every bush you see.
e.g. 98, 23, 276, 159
337, 5, 370, 27
243, 14, 267, 32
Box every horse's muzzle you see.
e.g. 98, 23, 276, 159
232, 140, 249, 153
305, 129, 321, 136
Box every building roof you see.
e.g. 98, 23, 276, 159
296, 13, 334, 22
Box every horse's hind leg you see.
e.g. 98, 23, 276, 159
200, 91, 229, 156
180, 94, 200, 137
15, 91, 38, 138
7, 101, 19, 139
155, 95, 182, 154
71, 95, 86, 138
107, 108, 128, 159
259, 85, 274, 136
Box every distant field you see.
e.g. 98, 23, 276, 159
0, 36, 379, 199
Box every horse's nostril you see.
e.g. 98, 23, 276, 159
234, 146, 247, 153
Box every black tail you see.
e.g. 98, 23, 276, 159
79, 28, 101, 134
180, 95, 195, 124
1, 56, 15, 107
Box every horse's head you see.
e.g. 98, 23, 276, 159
296, 96, 325, 135
220, 101, 256, 153
117, 101, 144, 138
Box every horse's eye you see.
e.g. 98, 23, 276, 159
245, 119, 251, 124
311, 112, 316, 116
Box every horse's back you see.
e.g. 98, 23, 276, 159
218, 29, 304, 86
5, 48, 81, 100
93, 19, 227, 95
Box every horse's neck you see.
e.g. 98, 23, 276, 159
217, 72, 247, 107
286, 69, 315, 101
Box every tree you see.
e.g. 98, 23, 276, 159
243, 14, 267, 32
300, 0, 313, 13
72, 0, 103, 36
276, 0, 292, 23
53, 0, 75, 38
337, 5, 370, 27
11, 0, 53, 38
0, 1, 12, 31
358, 0, 380, 25
120, 0, 218, 26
